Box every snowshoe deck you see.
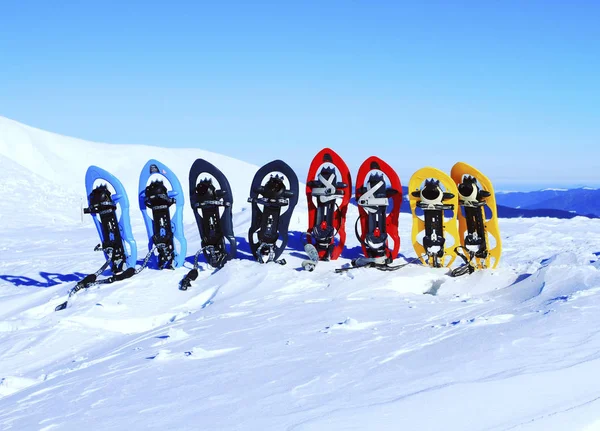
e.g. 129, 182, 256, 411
139, 159, 187, 269
355, 156, 402, 261
189, 159, 237, 269
451, 162, 501, 270
306, 148, 352, 260
409, 167, 459, 268
248, 160, 299, 264
85, 166, 137, 272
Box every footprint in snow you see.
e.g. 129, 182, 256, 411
433, 314, 515, 328
146, 346, 239, 361
150, 328, 189, 347
320, 317, 380, 333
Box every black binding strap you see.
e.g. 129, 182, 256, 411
84, 185, 126, 273
307, 167, 346, 259
248, 175, 294, 264
450, 246, 476, 277
144, 180, 176, 269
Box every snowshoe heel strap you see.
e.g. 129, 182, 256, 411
115, 267, 136, 281
81, 274, 97, 285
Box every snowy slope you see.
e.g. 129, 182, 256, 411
0, 115, 259, 224
2, 118, 600, 430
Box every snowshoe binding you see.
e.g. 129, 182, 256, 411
248, 160, 299, 264
305, 148, 352, 265
139, 159, 187, 270
450, 162, 502, 276
181, 159, 237, 290
409, 167, 459, 269
341, 156, 402, 272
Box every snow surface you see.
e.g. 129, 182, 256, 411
2, 117, 600, 430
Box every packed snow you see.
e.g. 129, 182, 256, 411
1, 117, 600, 430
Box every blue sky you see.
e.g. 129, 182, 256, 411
1, 1, 598, 190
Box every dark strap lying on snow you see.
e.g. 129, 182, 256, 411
55, 243, 166, 311
180, 249, 203, 291
335, 256, 410, 273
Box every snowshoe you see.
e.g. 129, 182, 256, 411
85, 166, 137, 273
56, 166, 138, 311
139, 159, 187, 269
450, 162, 502, 274
409, 167, 459, 268
189, 159, 236, 267
306, 148, 352, 261
247, 160, 299, 264
350, 156, 402, 270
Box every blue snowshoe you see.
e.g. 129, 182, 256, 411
55, 166, 137, 311
139, 159, 187, 269
85, 165, 137, 272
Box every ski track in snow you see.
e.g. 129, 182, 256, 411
2, 116, 600, 430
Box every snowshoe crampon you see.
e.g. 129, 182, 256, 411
451, 162, 501, 271
248, 160, 299, 264
409, 167, 459, 268
189, 159, 237, 269
139, 159, 187, 269
354, 156, 402, 262
306, 148, 352, 261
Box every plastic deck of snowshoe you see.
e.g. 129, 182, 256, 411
248, 160, 299, 263
451, 162, 501, 269
189, 159, 237, 267
306, 148, 352, 260
408, 167, 459, 268
85, 166, 137, 270
138, 159, 187, 268
355, 156, 402, 260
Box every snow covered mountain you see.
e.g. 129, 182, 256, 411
496, 188, 600, 217
1, 117, 600, 430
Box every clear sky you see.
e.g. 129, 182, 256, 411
1, 0, 598, 190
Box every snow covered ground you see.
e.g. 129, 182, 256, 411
1, 117, 600, 430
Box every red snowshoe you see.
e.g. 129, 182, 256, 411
306, 148, 352, 261
354, 156, 402, 264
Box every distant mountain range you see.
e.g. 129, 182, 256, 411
394, 187, 599, 219
495, 188, 600, 217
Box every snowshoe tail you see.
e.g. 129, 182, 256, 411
302, 243, 320, 271
354, 156, 402, 261
189, 159, 237, 270
306, 148, 352, 260
139, 160, 187, 269
450, 162, 501, 270
247, 160, 299, 264
304, 243, 320, 263
409, 167, 459, 268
